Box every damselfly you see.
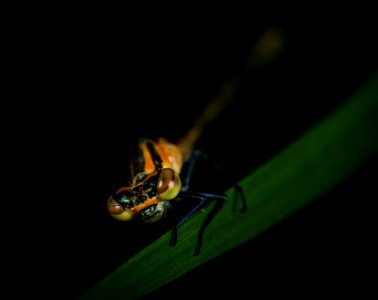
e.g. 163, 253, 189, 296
107, 28, 284, 255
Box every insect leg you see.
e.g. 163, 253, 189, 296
182, 149, 247, 212
180, 150, 200, 191
169, 191, 227, 256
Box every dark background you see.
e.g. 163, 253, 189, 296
16, 13, 377, 299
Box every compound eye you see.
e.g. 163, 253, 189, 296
107, 196, 134, 221
157, 168, 181, 200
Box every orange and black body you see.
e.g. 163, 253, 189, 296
107, 138, 186, 224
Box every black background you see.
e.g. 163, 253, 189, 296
14, 12, 377, 299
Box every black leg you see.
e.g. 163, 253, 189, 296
180, 150, 200, 191
170, 191, 227, 256
182, 149, 247, 212
193, 198, 225, 256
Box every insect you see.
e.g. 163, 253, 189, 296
107, 111, 247, 255
107, 27, 284, 255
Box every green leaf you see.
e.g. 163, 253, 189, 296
80, 71, 378, 300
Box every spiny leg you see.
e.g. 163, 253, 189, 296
170, 191, 226, 256
182, 149, 247, 212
